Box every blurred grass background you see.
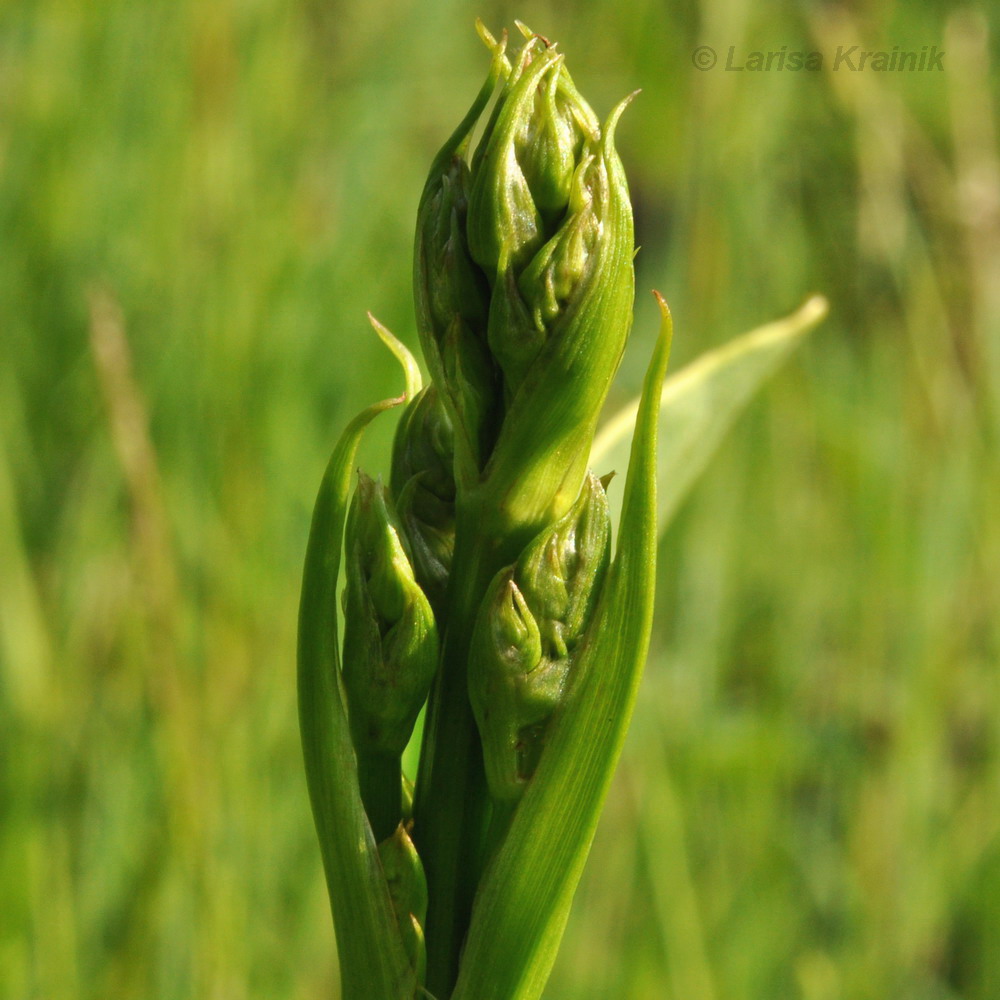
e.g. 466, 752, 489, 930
2, 0, 999, 997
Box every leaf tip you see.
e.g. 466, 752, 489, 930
367, 312, 423, 400
650, 289, 674, 365
800, 293, 830, 326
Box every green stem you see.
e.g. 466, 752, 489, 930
356, 751, 402, 844
412, 497, 508, 997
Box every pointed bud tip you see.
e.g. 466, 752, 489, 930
601, 90, 639, 152
514, 20, 556, 48
476, 19, 510, 68
475, 18, 497, 47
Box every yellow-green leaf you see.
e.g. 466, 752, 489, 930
592, 295, 829, 533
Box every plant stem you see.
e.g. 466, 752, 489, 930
356, 751, 402, 844
412, 495, 510, 997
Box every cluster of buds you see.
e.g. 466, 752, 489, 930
402, 22, 638, 842
414, 23, 635, 541
299, 21, 661, 1000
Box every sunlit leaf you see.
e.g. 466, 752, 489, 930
297, 335, 419, 998
592, 295, 829, 534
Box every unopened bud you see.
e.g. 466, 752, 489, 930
390, 386, 456, 615
342, 474, 439, 757
469, 473, 612, 801
515, 53, 599, 221
391, 385, 456, 506
517, 471, 611, 656
377, 824, 428, 984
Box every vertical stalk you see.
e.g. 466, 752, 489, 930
356, 752, 402, 845
411, 495, 511, 997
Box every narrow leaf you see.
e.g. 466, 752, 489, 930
298, 394, 415, 1000
451, 295, 673, 1000
591, 295, 829, 533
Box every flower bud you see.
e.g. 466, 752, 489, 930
378, 824, 429, 984
390, 386, 456, 613
516, 471, 611, 655
342, 474, 439, 758
467, 46, 551, 280
516, 155, 599, 335
391, 386, 456, 508
418, 162, 490, 338
515, 51, 599, 221
469, 473, 612, 801
487, 154, 604, 392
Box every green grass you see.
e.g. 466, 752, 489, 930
1, 0, 998, 997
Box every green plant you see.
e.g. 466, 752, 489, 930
297, 20, 826, 1000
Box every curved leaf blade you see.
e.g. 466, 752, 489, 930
592, 295, 829, 533
297, 396, 415, 1000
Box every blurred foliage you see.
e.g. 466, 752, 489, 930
1, 0, 999, 998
